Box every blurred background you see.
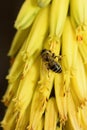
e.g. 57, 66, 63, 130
0, 0, 24, 129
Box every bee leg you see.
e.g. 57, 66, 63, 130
44, 63, 50, 77
52, 53, 56, 58
47, 67, 50, 78
52, 53, 62, 60
58, 55, 65, 61
52, 54, 62, 61
58, 55, 62, 61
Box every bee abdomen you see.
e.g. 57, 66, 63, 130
55, 66, 62, 73
49, 62, 62, 73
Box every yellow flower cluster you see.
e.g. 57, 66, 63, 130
1, 0, 87, 130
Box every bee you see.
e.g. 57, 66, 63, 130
41, 49, 62, 73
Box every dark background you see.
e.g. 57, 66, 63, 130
0, 0, 24, 129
